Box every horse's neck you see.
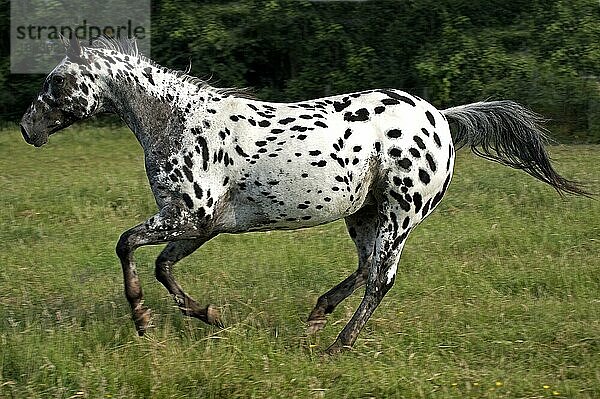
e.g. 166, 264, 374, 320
104, 63, 202, 150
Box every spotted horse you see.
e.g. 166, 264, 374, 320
20, 38, 588, 353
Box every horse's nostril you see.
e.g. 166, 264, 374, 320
20, 124, 31, 143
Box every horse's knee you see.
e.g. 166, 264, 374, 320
115, 231, 132, 261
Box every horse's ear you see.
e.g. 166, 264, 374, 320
66, 36, 83, 61
59, 33, 69, 49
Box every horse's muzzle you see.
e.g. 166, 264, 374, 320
20, 124, 32, 144
20, 123, 47, 147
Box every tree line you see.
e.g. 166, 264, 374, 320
1, 0, 599, 142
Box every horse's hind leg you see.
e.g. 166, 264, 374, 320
155, 239, 222, 326
307, 205, 378, 333
327, 201, 412, 353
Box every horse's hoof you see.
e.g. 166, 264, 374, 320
206, 304, 223, 328
325, 339, 352, 355
306, 317, 327, 334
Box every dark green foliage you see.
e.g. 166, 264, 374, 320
2, 0, 600, 141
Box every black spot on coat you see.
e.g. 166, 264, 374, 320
433, 132, 442, 147
413, 136, 426, 150
333, 99, 351, 112
193, 182, 203, 199
419, 169, 431, 184
389, 148, 402, 158
426, 111, 436, 127
380, 89, 416, 106
196, 136, 209, 170
412, 192, 423, 213
235, 145, 249, 158
390, 190, 411, 212
387, 129, 402, 139
398, 158, 412, 170
344, 108, 370, 122
182, 193, 194, 208
426, 153, 437, 172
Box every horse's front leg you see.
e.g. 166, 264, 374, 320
115, 210, 204, 335
155, 239, 222, 326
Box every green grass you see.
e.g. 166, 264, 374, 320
0, 126, 599, 398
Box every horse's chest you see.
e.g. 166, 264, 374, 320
144, 143, 224, 214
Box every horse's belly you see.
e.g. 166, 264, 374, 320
223, 164, 375, 232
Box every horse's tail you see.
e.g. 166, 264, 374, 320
442, 100, 590, 197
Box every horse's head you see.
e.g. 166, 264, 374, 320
20, 37, 104, 147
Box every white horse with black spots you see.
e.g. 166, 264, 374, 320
20, 37, 587, 353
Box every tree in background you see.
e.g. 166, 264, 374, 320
415, 0, 600, 141
2, 0, 599, 142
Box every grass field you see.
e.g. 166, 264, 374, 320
0, 126, 599, 398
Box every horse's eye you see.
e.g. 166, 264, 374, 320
51, 75, 65, 87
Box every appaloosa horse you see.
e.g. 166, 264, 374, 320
20, 37, 587, 352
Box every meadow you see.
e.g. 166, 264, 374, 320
0, 126, 598, 398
